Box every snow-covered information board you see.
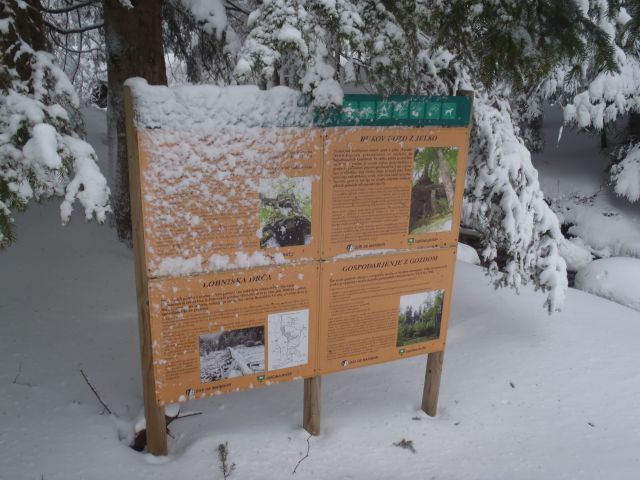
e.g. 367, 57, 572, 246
125, 80, 471, 406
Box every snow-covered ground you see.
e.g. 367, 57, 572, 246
1, 108, 639, 479
2, 196, 640, 480
532, 106, 640, 310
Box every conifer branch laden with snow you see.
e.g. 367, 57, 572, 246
464, 96, 568, 312
0, 0, 110, 248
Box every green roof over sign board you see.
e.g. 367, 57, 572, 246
314, 95, 472, 127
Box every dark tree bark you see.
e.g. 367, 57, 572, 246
628, 112, 640, 137
103, 0, 166, 244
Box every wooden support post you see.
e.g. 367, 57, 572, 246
124, 87, 168, 455
303, 376, 321, 435
421, 350, 444, 416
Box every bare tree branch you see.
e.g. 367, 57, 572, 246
48, 32, 102, 54
44, 19, 104, 35
39, 0, 100, 15
80, 369, 112, 415
224, 0, 249, 15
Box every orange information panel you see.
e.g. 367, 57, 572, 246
322, 127, 468, 257
318, 248, 455, 374
137, 128, 323, 277
148, 262, 319, 405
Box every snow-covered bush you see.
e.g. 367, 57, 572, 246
0, 0, 110, 248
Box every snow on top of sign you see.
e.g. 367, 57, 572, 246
125, 78, 313, 131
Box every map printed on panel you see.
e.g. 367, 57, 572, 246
267, 309, 309, 370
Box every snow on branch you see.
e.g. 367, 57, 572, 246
38, 0, 100, 15
43, 19, 104, 35
463, 95, 568, 312
234, 0, 363, 107
179, 0, 229, 39
611, 142, 640, 203
0, 0, 110, 248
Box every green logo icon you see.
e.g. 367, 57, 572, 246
426, 103, 441, 119
408, 238, 414, 245
441, 102, 457, 119
399, 348, 406, 355
257, 375, 265, 382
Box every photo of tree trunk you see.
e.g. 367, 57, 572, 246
409, 147, 458, 234
199, 327, 265, 383
259, 177, 312, 248
397, 290, 444, 346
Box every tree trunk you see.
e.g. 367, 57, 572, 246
628, 112, 640, 137
437, 149, 454, 205
600, 127, 607, 149
103, 0, 167, 244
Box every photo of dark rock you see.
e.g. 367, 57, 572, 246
259, 177, 312, 248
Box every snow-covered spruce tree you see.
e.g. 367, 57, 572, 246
0, 0, 110, 248
339, 1, 572, 311
233, 0, 363, 106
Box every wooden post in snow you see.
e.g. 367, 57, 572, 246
421, 88, 473, 417
124, 87, 168, 455
421, 351, 444, 416
303, 376, 321, 435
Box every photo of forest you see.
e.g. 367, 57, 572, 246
397, 290, 444, 346
199, 327, 265, 383
409, 147, 458, 234
258, 177, 312, 248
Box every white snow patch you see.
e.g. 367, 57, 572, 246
22, 123, 62, 169
559, 237, 593, 272
155, 255, 203, 277
574, 257, 640, 311
456, 242, 480, 265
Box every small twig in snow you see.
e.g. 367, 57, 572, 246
218, 442, 236, 479
80, 369, 112, 415
292, 434, 312, 474
393, 438, 416, 454
12, 362, 22, 384
12, 362, 33, 387
174, 411, 202, 420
